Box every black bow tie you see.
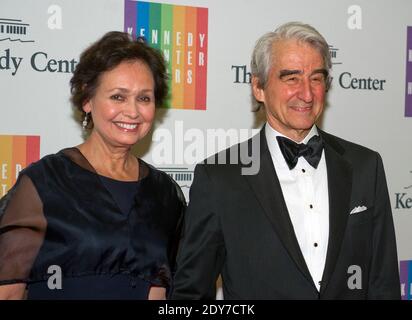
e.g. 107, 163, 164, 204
276, 135, 324, 170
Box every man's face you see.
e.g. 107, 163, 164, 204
253, 39, 328, 141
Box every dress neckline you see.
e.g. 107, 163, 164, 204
98, 174, 140, 184
59, 147, 151, 182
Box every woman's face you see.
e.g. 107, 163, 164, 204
83, 60, 156, 149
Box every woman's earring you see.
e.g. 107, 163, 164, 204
82, 112, 89, 130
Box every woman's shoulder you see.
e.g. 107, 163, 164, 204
140, 159, 186, 205
18, 148, 79, 183
20, 150, 58, 172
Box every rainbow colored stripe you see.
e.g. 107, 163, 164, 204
405, 26, 412, 117
0, 135, 40, 196
124, 0, 208, 110
400, 260, 412, 300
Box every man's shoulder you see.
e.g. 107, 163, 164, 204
193, 132, 262, 183
198, 132, 260, 166
320, 130, 380, 165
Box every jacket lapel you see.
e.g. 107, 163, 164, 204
244, 129, 314, 285
319, 130, 353, 295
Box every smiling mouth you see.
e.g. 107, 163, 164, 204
290, 106, 312, 112
114, 122, 138, 130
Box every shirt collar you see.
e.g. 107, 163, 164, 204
265, 123, 319, 143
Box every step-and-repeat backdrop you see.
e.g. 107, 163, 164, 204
1, 0, 411, 299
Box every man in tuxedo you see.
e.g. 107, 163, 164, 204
171, 22, 400, 299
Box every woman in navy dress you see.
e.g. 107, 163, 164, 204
0, 31, 185, 300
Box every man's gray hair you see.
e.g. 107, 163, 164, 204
250, 21, 332, 111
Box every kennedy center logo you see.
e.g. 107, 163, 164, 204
0, 18, 34, 43
0, 135, 40, 197
124, 0, 208, 110
406, 26, 412, 117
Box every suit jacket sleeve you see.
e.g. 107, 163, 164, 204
171, 164, 225, 300
368, 153, 400, 299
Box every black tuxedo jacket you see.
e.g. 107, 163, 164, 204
171, 128, 400, 299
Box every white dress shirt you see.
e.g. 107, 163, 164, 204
265, 123, 329, 291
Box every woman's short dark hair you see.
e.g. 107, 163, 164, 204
70, 31, 168, 115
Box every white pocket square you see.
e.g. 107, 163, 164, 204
350, 206, 367, 215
